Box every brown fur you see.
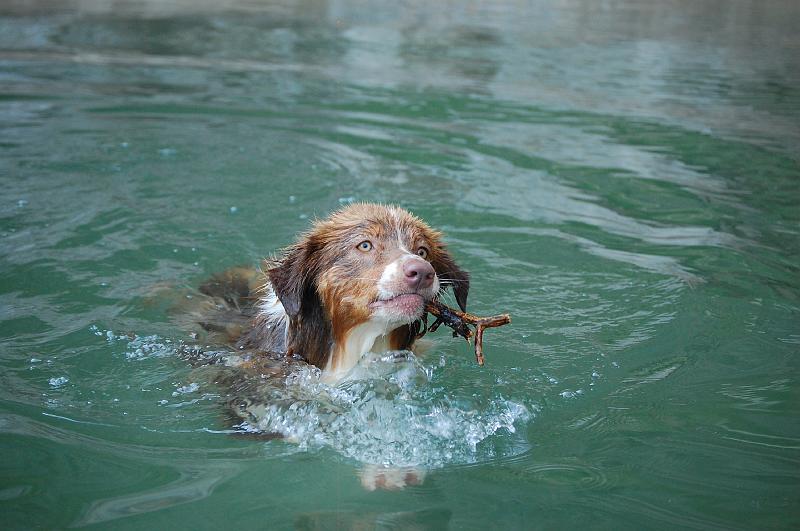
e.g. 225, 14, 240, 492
212, 204, 469, 376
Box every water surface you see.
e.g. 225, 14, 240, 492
1, 0, 799, 529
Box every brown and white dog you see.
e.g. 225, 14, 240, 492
175, 203, 471, 490
225, 202, 470, 382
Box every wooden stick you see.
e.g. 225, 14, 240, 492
422, 300, 511, 365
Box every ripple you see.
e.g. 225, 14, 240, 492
524, 461, 611, 489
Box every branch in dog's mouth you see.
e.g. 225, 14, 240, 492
419, 300, 511, 366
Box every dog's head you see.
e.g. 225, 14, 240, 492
267, 203, 469, 367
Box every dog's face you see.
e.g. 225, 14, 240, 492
268, 204, 469, 360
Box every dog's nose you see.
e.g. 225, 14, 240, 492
403, 259, 435, 290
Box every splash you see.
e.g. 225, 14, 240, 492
228, 351, 533, 469
98, 327, 533, 469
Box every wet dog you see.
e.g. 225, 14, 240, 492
199, 202, 470, 383
181, 203, 469, 491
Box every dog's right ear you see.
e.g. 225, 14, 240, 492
430, 248, 470, 312
267, 245, 311, 318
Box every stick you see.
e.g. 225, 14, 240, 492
422, 300, 511, 365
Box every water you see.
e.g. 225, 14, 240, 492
1, 0, 799, 528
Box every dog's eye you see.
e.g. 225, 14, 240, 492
416, 247, 429, 259
357, 240, 373, 252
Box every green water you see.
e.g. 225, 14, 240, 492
2, 0, 799, 529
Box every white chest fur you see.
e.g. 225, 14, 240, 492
322, 320, 396, 383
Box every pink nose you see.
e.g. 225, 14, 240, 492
403, 259, 435, 290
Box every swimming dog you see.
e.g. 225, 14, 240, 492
171, 203, 471, 490
202, 203, 470, 382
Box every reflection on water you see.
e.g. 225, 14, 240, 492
2, 0, 798, 148
1, 0, 799, 529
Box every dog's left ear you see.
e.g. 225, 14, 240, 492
431, 249, 470, 312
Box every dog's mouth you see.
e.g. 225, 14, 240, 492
368, 293, 426, 317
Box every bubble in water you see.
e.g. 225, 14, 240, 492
172, 382, 200, 396
123, 334, 173, 359
49, 376, 69, 388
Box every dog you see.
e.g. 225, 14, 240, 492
200, 202, 470, 383
177, 203, 470, 491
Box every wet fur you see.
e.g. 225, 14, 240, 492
198, 203, 469, 380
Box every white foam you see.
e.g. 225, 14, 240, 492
240, 351, 533, 468
48, 376, 69, 388
104, 328, 533, 469
172, 382, 200, 396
